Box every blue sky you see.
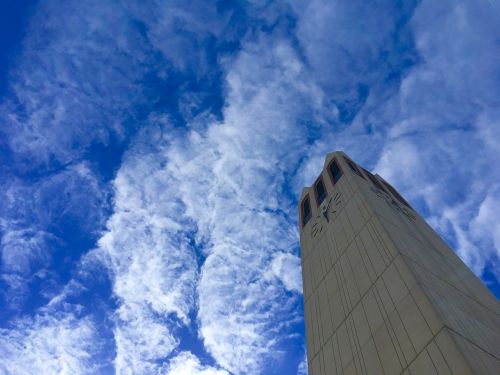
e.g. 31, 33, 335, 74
0, 0, 499, 374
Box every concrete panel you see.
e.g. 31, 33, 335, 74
361, 337, 384, 375
434, 329, 474, 375
372, 321, 404, 375
449, 329, 500, 375
408, 349, 438, 375
426, 340, 453, 375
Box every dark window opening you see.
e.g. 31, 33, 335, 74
302, 196, 312, 226
381, 180, 412, 208
363, 167, 386, 192
315, 177, 327, 205
328, 159, 343, 185
343, 157, 364, 178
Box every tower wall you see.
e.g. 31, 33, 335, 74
299, 151, 500, 375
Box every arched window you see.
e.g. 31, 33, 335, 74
328, 158, 343, 186
301, 196, 312, 227
314, 177, 327, 205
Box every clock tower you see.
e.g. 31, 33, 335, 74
299, 151, 500, 375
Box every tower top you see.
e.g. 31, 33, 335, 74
299, 150, 347, 201
298, 151, 411, 230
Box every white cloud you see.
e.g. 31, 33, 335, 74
0, 229, 55, 308
166, 352, 229, 375
1, 2, 314, 373
113, 303, 179, 373
288, 0, 418, 125
0, 162, 108, 308
469, 190, 500, 279
165, 38, 315, 374
94, 126, 199, 373
93, 41, 313, 374
0, 0, 236, 167
126, 1, 232, 74
471, 192, 500, 253
370, 0, 500, 280
0, 1, 149, 165
297, 353, 308, 375
0, 162, 107, 233
1, 229, 53, 275
0, 313, 103, 375
92, 35, 315, 374
270, 252, 303, 293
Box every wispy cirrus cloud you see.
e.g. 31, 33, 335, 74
0, 0, 245, 372
1, 1, 148, 166
372, 0, 500, 280
0, 313, 104, 375
93, 124, 199, 373
166, 351, 229, 375
89, 35, 314, 374
0, 0, 236, 168
163, 36, 322, 374
289, 0, 420, 125
0, 162, 108, 310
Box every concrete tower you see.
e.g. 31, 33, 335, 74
299, 151, 500, 375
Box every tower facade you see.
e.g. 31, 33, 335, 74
299, 151, 500, 375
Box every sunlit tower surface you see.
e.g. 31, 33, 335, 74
298, 151, 500, 375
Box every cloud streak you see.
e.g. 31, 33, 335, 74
372, 0, 500, 279
0, 313, 103, 375
166, 38, 316, 374
93, 125, 198, 373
